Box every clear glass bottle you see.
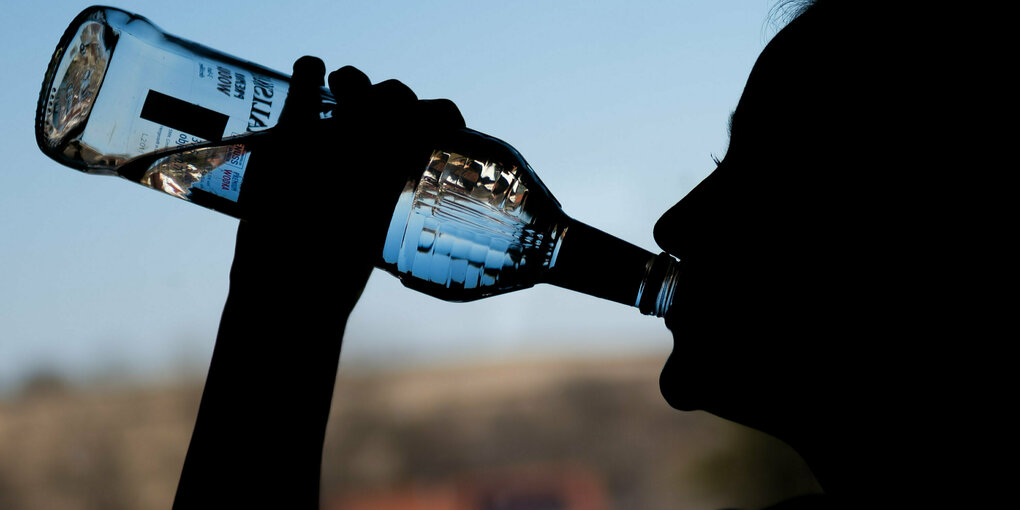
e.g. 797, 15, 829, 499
36, 6, 680, 317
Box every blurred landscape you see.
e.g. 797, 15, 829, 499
0, 356, 820, 510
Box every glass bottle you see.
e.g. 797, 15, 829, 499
36, 6, 680, 317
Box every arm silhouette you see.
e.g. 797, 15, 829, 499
173, 57, 464, 509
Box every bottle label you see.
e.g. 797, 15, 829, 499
82, 30, 288, 163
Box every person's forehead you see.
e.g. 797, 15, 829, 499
729, 10, 846, 128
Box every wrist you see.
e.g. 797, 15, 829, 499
228, 220, 373, 308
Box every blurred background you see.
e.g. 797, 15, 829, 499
0, 1, 820, 508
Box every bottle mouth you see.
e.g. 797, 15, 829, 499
636, 252, 681, 318
652, 256, 681, 318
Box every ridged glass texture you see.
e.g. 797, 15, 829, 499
382, 150, 566, 301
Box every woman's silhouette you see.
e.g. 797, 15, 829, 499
174, 2, 994, 508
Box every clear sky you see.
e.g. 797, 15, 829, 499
0, 1, 780, 392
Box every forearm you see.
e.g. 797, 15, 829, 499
174, 224, 366, 508
171, 55, 458, 507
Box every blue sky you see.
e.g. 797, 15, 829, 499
1, 1, 779, 391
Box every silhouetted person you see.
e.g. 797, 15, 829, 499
174, 1, 993, 508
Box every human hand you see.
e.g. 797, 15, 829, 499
231, 56, 466, 308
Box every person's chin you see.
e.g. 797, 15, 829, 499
658, 351, 700, 411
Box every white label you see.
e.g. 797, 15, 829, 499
83, 31, 288, 162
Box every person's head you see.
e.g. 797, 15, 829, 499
651, 0, 969, 498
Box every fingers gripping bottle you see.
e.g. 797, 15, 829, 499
37, 5, 680, 317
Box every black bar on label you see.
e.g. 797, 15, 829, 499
140, 90, 228, 142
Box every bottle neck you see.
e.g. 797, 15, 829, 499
543, 221, 679, 317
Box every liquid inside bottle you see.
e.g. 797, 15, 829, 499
377, 129, 680, 316
381, 146, 566, 301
